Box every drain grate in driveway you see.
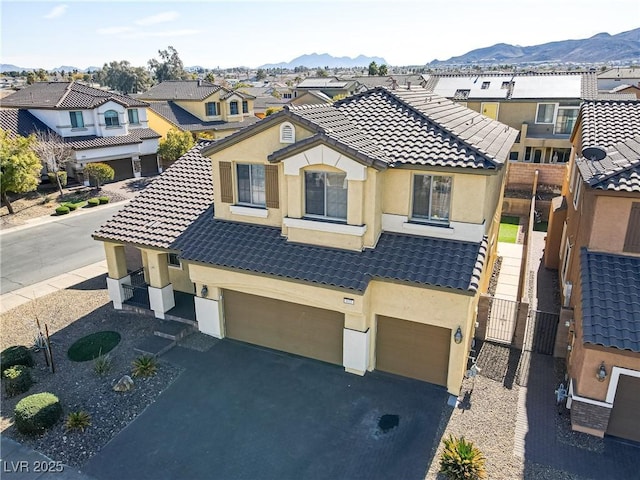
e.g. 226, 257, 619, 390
378, 414, 400, 433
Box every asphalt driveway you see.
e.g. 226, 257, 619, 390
83, 339, 449, 480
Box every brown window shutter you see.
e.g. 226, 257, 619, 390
624, 202, 640, 253
219, 161, 233, 203
265, 164, 279, 209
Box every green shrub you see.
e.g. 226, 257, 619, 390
93, 352, 112, 376
1, 346, 34, 370
439, 435, 487, 480
98, 196, 109, 204
132, 355, 157, 377
55, 205, 70, 215
3, 365, 33, 397
65, 411, 91, 432
63, 202, 78, 211
87, 198, 100, 207
47, 171, 67, 187
14, 393, 63, 434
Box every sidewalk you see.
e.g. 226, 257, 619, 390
494, 242, 523, 301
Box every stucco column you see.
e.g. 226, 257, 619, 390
103, 242, 129, 309
347, 180, 364, 226
194, 285, 224, 338
343, 313, 369, 376
156, 154, 163, 173
132, 155, 141, 178
146, 251, 174, 319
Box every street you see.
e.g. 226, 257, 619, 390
0, 205, 121, 294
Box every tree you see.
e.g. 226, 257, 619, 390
148, 46, 188, 84
316, 68, 328, 77
32, 130, 74, 196
94, 61, 151, 94
0, 130, 42, 215
378, 64, 388, 76
26, 72, 35, 85
158, 129, 194, 167
35, 69, 48, 81
204, 72, 216, 83
368, 61, 378, 76
83, 163, 114, 191
256, 69, 267, 81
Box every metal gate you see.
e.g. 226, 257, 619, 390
529, 310, 559, 355
486, 297, 518, 344
122, 268, 150, 309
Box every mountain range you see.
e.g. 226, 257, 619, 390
259, 53, 388, 70
429, 28, 640, 65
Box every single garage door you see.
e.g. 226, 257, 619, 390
606, 374, 640, 442
224, 290, 344, 365
103, 158, 134, 182
376, 315, 450, 386
140, 154, 158, 176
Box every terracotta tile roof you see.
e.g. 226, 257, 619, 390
0, 82, 148, 109
64, 128, 160, 150
93, 141, 214, 249
580, 248, 640, 353
273, 87, 518, 169
148, 101, 260, 132
174, 214, 488, 293
0, 108, 53, 136
575, 100, 640, 192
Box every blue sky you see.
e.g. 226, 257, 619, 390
1, 0, 638, 70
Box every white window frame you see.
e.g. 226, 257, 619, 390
561, 238, 572, 285
229, 101, 239, 115
280, 122, 295, 143
168, 253, 182, 269
104, 109, 120, 127
69, 111, 84, 128
236, 163, 266, 208
410, 174, 452, 225
572, 168, 582, 209
127, 109, 139, 125
205, 102, 219, 116
554, 106, 579, 135
535, 103, 557, 124
242, 100, 248, 114
304, 170, 347, 221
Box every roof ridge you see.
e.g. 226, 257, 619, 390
55, 81, 75, 108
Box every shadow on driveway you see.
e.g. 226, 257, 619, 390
83, 339, 449, 480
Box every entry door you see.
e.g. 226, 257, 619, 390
606, 374, 640, 442
533, 149, 543, 163
481, 102, 499, 120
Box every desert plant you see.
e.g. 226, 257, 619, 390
98, 196, 109, 204
83, 162, 114, 190
2, 365, 33, 397
65, 410, 91, 432
55, 205, 70, 215
93, 352, 112, 376
87, 198, 100, 207
47, 171, 67, 187
1, 345, 34, 369
439, 435, 487, 480
14, 392, 63, 434
132, 355, 157, 377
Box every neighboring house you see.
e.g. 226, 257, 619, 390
94, 87, 518, 396
597, 67, 640, 91
349, 74, 424, 91
294, 77, 364, 99
545, 99, 640, 441
0, 81, 161, 181
137, 80, 259, 140
288, 90, 333, 107
423, 72, 600, 164
240, 86, 290, 119
609, 83, 640, 99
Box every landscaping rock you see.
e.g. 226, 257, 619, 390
113, 375, 134, 392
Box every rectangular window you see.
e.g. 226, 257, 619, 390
412, 174, 452, 223
572, 169, 582, 209
69, 111, 84, 128
536, 103, 556, 124
237, 164, 265, 207
623, 203, 640, 253
561, 239, 571, 284
127, 109, 139, 125
230, 101, 239, 115
554, 107, 578, 135
304, 171, 347, 220
242, 101, 248, 114
206, 102, 219, 116
104, 110, 119, 127
168, 253, 181, 267
509, 151, 519, 161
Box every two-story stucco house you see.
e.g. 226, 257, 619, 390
94, 87, 518, 396
423, 72, 602, 164
546, 99, 640, 441
0, 81, 161, 181
136, 80, 260, 141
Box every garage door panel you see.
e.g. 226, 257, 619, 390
102, 158, 134, 182
607, 374, 640, 442
224, 290, 343, 365
141, 155, 158, 176
376, 315, 450, 386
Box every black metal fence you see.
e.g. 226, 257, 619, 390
530, 310, 559, 355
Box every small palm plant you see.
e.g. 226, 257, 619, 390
131, 355, 157, 377
93, 351, 112, 376
65, 411, 91, 432
439, 435, 487, 480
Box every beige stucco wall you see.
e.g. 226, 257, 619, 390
589, 195, 640, 255
188, 262, 474, 394
168, 264, 195, 294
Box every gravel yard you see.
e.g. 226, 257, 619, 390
0, 275, 183, 467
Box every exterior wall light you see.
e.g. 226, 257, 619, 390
596, 361, 607, 382
454, 326, 463, 344
201, 285, 208, 297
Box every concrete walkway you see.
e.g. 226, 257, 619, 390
494, 242, 523, 301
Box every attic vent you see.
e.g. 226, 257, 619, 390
581, 146, 607, 161
280, 122, 295, 144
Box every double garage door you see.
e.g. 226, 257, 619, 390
606, 374, 640, 442
224, 291, 451, 387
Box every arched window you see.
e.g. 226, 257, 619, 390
280, 122, 295, 143
104, 110, 120, 127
